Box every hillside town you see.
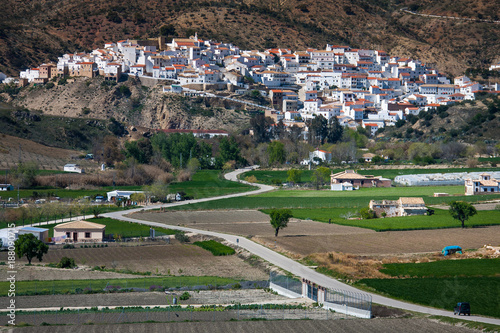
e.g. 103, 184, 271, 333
16, 34, 500, 136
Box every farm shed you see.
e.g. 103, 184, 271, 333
18, 226, 49, 243
63, 164, 84, 173
53, 220, 105, 243
106, 190, 145, 202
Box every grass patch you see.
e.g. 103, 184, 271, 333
36, 218, 178, 238
13, 170, 255, 200
380, 258, 500, 277
87, 217, 178, 238
280, 208, 500, 231
242, 167, 500, 183
193, 240, 235, 256
356, 277, 500, 318
165, 185, 500, 212
0, 276, 239, 296
168, 170, 257, 199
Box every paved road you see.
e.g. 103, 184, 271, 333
102, 167, 499, 325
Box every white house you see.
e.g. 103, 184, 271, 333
63, 164, 84, 173
309, 149, 332, 163
465, 173, 500, 195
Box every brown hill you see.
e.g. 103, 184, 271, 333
0, 0, 499, 77
10, 77, 250, 131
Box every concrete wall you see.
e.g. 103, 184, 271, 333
323, 301, 371, 319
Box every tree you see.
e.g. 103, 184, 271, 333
219, 136, 243, 165
311, 167, 330, 190
267, 141, 286, 165
286, 169, 302, 185
145, 180, 170, 202
327, 116, 343, 144
160, 24, 176, 38
307, 115, 328, 145
250, 114, 274, 143
14, 233, 49, 264
449, 201, 477, 228
125, 138, 153, 164
10, 162, 39, 188
270, 209, 293, 237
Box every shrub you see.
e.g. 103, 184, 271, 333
45, 82, 55, 89
179, 291, 191, 300
360, 207, 377, 219
62, 244, 75, 249
175, 232, 190, 243
58, 257, 76, 269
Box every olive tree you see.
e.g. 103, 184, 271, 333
14, 234, 49, 264
449, 201, 477, 228
270, 209, 293, 237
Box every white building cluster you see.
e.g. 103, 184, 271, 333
19, 35, 493, 133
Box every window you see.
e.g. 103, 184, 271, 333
85, 232, 91, 238
66, 232, 70, 238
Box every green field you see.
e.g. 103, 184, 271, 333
242, 167, 500, 183
357, 277, 500, 318
379, 259, 500, 278
0, 276, 240, 296
39, 217, 178, 238
277, 208, 500, 231
193, 240, 236, 256
7, 170, 255, 200
163, 186, 500, 211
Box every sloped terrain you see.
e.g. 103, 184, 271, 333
0, 0, 499, 77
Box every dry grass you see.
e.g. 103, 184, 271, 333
34, 166, 173, 187
176, 170, 193, 182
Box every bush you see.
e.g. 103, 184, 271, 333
45, 82, 55, 89
58, 257, 76, 269
62, 244, 75, 249
179, 291, 190, 300
360, 207, 377, 219
174, 232, 190, 243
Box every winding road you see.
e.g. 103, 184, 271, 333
103, 167, 500, 325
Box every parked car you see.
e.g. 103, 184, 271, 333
454, 302, 470, 316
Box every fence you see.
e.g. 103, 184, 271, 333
269, 272, 302, 297
0, 304, 347, 326
324, 288, 372, 318
269, 272, 372, 319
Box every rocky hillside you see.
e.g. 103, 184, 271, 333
8, 77, 250, 132
378, 95, 500, 143
1, 0, 499, 77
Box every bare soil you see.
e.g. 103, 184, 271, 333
256, 226, 500, 257
132, 209, 499, 257
133, 210, 373, 238
13, 318, 480, 333
0, 264, 141, 282
0, 243, 269, 280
